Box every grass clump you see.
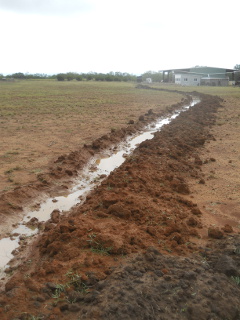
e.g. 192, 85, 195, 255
87, 233, 112, 255
66, 270, 90, 294
51, 271, 90, 303
52, 283, 68, 299
231, 276, 240, 286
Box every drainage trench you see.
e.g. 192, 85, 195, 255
0, 97, 200, 275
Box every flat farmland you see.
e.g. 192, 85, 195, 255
0, 80, 182, 193
1, 83, 240, 319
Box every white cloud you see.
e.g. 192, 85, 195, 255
0, 0, 91, 15
0, 0, 239, 74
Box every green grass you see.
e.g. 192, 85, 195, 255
151, 83, 240, 100
52, 283, 68, 299
50, 270, 90, 306
231, 276, 240, 286
87, 233, 112, 255
66, 270, 90, 294
0, 80, 182, 119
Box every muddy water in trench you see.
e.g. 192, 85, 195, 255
0, 97, 200, 274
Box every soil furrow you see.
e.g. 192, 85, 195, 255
0, 91, 240, 320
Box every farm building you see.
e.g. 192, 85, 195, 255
162, 66, 237, 86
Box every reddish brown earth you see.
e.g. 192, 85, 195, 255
0, 89, 240, 320
0, 94, 191, 237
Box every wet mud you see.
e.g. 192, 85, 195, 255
0, 95, 192, 236
0, 90, 240, 320
0, 96, 197, 271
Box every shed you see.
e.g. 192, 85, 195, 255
201, 77, 229, 86
161, 66, 237, 86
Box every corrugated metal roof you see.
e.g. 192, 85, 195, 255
160, 67, 236, 73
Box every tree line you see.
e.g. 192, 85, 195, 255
1, 65, 239, 82
56, 71, 170, 82
0, 72, 137, 82
0, 72, 49, 79
0, 71, 167, 82
55, 72, 137, 82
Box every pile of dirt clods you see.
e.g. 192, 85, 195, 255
73, 237, 240, 320
0, 92, 240, 320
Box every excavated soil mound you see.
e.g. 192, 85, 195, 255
74, 238, 240, 320
0, 92, 240, 320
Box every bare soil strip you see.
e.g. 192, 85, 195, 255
0, 90, 240, 320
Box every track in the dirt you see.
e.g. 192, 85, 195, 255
0, 89, 240, 320
0, 95, 200, 273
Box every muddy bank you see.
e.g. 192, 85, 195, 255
0, 95, 192, 238
0, 91, 240, 319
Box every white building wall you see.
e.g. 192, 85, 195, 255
175, 74, 201, 86
175, 74, 182, 85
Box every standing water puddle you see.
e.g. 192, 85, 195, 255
0, 97, 200, 274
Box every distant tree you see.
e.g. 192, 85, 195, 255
36, 73, 48, 79
76, 75, 83, 81
12, 72, 25, 79
105, 74, 114, 81
56, 74, 65, 81
142, 71, 163, 83
67, 75, 74, 81
234, 64, 240, 70
66, 72, 77, 81
23, 73, 48, 79
86, 74, 93, 81
128, 74, 137, 82
95, 74, 105, 81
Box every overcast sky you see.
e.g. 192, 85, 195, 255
0, 0, 239, 75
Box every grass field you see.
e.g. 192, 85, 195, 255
0, 80, 182, 192
152, 82, 240, 100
